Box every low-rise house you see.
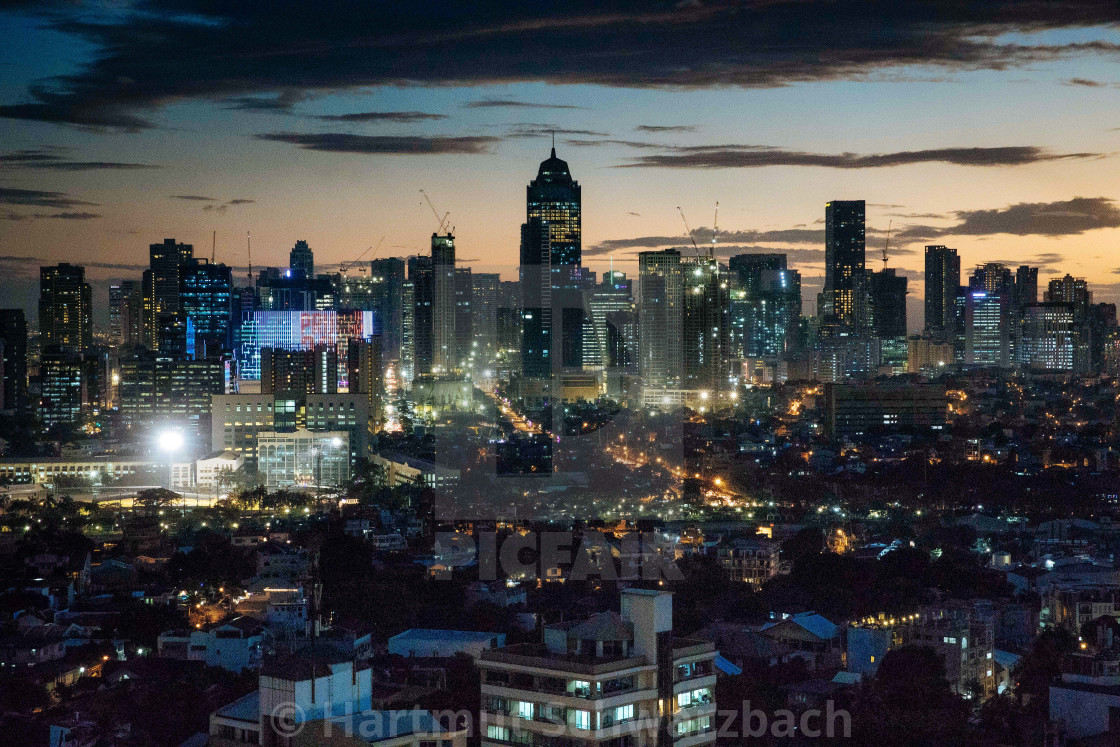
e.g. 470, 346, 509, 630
1050, 653, 1120, 742
157, 616, 266, 672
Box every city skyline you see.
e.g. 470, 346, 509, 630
3, 3, 1120, 325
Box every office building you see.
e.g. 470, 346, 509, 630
1045, 274, 1092, 318
638, 248, 684, 389
256, 429, 350, 488
965, 290, 1012, 368
39, 263, 92, 351
868, 267, 907, 339
260, 346, 338, 394
1016, 303, 1084, 373
234, 310, 377, 383
924, 245, 960, 338
823, 383, 948, 438
822, 200, 866, 332
585, 272, 633, 369
682, 256, 731, 392
371, 257, 407, 362
0, 309, 28, 410
109, 280, 143, 347
454, 266, 474, 369
471, 272, 500, 358
526, 146, 584, 372
520, 217, 553, 380
480, 589, 718, 747
289, 239, 314, 279
39, 348, 94, 430
1015, 265, 1038, 310
180, 258, 234, 356
408, 255, 434, 376
117, 349, 226, 437
347, 337, 384, 436
907, 337, 954, 373
211, 392, 369, 464
431, 233, 456, 373
144, 239, 194, 348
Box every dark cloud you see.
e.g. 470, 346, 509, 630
224, 90, 311, 113
0, 254, 142, 270
0, 148, 159, 170
899, 197, 1120, 239
255, 132, 499, 154
506, 125, 609, 139
589, 227, 832, 255
1067, 77, 1109, 87
226, 198, 254, 205
465, 99, 585, 110
635, 124, 697, 133
315, 111, 448, 122
619, 145, 1098, 169
0, 186, 96, 208
6, 2, 1120, 129
170, 194, 217, 201
0, 211, 101, 221
563, 138, 661, 149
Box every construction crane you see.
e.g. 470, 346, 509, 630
340, 236, 386, 275
712, 201, 719, 252
420, 188, 451, 234
882, 219, 892, 269
677, 206, 703, 259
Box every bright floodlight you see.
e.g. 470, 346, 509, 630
331, 437, 343, 448
159, 430, 184, 453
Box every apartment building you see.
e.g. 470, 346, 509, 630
479, 589, 718, 747
717, 538, 781, 589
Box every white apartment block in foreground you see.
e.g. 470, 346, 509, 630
479, 589, 718, 747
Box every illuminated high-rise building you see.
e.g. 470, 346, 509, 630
431, 233, 456, 373
289, 239, 314, 279
520, 217, 552, 379
638, 248, 683, 388
0, 309, 28, 410
471, 272, 501, 357
454, 266, 474, 369
144, 239, 193, 348
408, 255, 434, 375
39, 263, 92, 352
924, 245, 960, 338
682, 256, 732, 392
180, 258, 234, 356
109, 280, 143, 347
526, 147, 584, 373
822, 200, 866, 332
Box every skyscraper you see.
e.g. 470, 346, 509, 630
527, 147, 584, 371
109, 280, 143, 347
0, 310, 28, 410
454, 267, 474, 370
408, 255, 434, 376
682, 256, 732, 392
924, 245, 960, 338
431, 233, 456, 373
822, 200, 866, 332
584, 272, 633, 369
520, 217, 552, 379
145, 239, 193, 349
471, 272, 501, 358
868, 268, 908, 339
371, 257, 406, 362
39, 263, 92, 351
527, 146, 581, 267
1045, 274, 1092, 317
638, 248, 683, 389
180, 258, 234, 355
1015, 265, 1038, 310
965, 290, 1012, 368
289, 239, 314, 279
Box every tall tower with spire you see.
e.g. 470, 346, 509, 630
522, 146, 585, 377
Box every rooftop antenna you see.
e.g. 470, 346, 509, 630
552, 130, 556, 154
882, 219, 892, 269
211, 230, 216, 263
246, 230, 253, 281
677, 206, 702, 259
